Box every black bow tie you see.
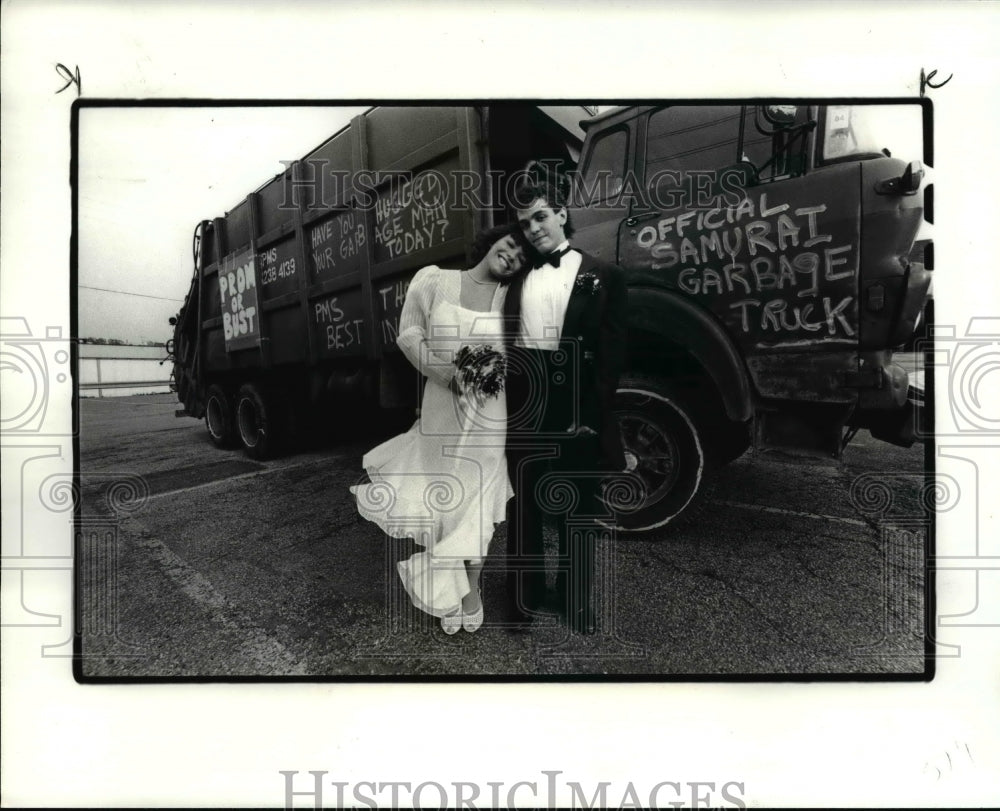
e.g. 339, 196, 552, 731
534, 246, 571, 269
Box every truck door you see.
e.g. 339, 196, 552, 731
619, 105, 862, 407
570, 119, 636, 264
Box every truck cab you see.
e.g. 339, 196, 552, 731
569, 103, 931, 530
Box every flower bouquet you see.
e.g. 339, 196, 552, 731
453, 344, 506, 405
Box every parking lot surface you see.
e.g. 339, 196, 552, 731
77, 394, 929, 678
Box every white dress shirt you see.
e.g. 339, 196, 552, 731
516, 241, 581, 351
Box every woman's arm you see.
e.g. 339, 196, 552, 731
396, 266, 458, 389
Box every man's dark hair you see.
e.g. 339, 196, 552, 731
469, 222, 532, 276
510, 172, 576, 239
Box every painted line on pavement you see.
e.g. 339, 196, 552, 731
716, 500, 870, 528
143, 456, 340, 502
133, 530, 307, 675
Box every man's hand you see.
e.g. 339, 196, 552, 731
566, 423, 598, 438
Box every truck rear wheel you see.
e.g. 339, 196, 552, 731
205, 384, 237, 448
236, 383, 281, 460
601, 375, 713, 533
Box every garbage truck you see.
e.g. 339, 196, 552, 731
169, 102, 931, 532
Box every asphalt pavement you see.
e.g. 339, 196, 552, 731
77, 393, 929, 679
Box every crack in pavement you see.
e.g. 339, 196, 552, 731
640, 547, 799, 643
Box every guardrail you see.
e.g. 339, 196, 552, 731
79, 379, 173, 392
78, 349, 172, 397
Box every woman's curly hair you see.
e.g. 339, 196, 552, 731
469, 221, 534, 271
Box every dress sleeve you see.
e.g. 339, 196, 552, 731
396, 266, 457, 388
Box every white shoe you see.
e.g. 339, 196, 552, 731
441, 609, 463, 635
463, 591, 484, 633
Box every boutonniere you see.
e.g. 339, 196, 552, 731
574, 271, 602, 295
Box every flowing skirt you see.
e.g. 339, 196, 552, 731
351, 376, 511, 617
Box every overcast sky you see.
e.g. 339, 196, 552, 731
77, 103, 924, 344
77, 106, 366, 343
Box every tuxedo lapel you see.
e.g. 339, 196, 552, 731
560, 251, 598, 341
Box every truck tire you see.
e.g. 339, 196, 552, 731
205, 384, 237, 448
235, 383, 281, 460
601, 375, 713, 534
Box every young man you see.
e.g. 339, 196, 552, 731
502, 176, 628, 633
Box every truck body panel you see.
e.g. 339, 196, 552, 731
195, 108, 485, 383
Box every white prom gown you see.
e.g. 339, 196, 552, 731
350, 266, 512, 618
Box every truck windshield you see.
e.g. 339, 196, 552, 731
820, 104, 924, 163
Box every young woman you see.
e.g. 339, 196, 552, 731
351, 224, 531, 633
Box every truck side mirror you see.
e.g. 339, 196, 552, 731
762, 105, 798, 127
875, 160, 923, 196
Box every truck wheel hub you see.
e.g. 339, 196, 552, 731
618, 412, 680, 502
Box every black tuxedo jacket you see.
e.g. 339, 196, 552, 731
503, 249, 628, 472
